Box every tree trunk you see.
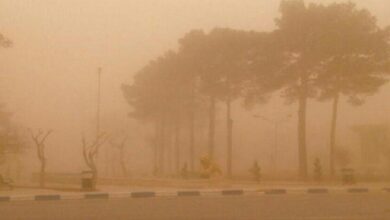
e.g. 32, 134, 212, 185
153, 121, 159, 176
159, 116, 166, 175
226, 95, 233, 179
91, 166, 97, 190
119, 147, 129, 178
166, 121, 173, 174
174, 116, 181, 175
298, 74, 308, 180
329, 92, 340, 177
208, 95, 216, 160
189, 83, 196, 173
189, 109, 195, 173
40, 159, 46, 188
87, 156, 98, 190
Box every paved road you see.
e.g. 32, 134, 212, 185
1, 193, 390, 220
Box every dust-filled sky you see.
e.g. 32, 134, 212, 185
0, 0, 389, 173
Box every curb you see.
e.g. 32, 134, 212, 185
0, 187, 389, 202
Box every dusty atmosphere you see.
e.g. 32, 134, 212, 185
0, 1, 390, 219
0, 0, 388, 176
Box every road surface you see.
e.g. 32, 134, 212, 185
1, 193, 390, 220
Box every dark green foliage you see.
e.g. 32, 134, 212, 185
121, 2, 390, 179
309, 2, 390, 177
314, 2, 390, 104
274, 0, 390, 179
243, 31, 286, 108
121, 51, 187, 122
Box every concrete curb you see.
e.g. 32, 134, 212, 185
0, 187, 389, 202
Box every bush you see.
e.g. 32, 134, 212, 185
249, 160, 261, 182
199, 156, 222, 179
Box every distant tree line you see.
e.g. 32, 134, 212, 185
122, 0, 390, 180
0, 106, 26, 166
0, 33, 25, 174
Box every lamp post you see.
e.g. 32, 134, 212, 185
253, 114, 291, 174
96, 67, 102, 139
96, 67, 106, 176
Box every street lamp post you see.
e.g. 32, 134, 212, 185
96, 67, 102, 139
254, 114, 291, 174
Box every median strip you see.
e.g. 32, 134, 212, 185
35, 194, 61, 201
307, 188, 329, 194
264, 189, 287, 195
131, 191, 156, 198
347, 188, 369, 193
0, 187, 388, 202
0, 196, 10, 202
84, 193, 109, 199
177, 191, 201, 197
382, 188, 390, 192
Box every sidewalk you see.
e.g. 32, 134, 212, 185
96, 177, 390, 189
97, 181, 390, 193
0, 188, 61, 196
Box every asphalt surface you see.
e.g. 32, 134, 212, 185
1, 193, 390, 220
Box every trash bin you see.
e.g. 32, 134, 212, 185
81, 171, 94, 190
341, 168, 355, 185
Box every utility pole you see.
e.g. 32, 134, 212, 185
96, 67, 109, 177
95, 67, 102, 175
96, 67, 102, 139
254, 114, 291, 174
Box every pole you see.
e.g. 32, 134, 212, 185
96, 67, 103, 176
273, 123, 277, 173
253, 114, 291, 176
97, 67, 102, 139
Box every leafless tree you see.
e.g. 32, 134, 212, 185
82, 133, 108, 188
29, 129, 52, 188
109, 136, 129, 178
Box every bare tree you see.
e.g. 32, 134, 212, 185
109, 136, 129, 178
29, 129, 52, 188
82, 133, 108, 188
